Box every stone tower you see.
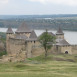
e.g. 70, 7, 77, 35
26, 30, 38, 58
15, 22, 32, 38
6, 27, 14, 54
56, 27, 64, 39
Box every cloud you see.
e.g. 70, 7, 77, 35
29, 0, 45, 3
0, 0, 9, 8
29, 0, 77, 6
0, 0, 9, 4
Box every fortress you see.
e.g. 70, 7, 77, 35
6, 22, 77, 59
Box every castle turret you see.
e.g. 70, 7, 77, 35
26, 30, 38, 58
6, 27, 14, 39
6, 27, 14, 54
56, 27, 64, 39
15, 22, 32, 38
6, 27, 14, 34
29, 30, 37, 39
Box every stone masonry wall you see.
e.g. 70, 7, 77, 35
56, 35, 64, 39
8, 39, 27, 57
60, 46, 72, 54
72, 45, 77, 54
26, 41, 43, 58
26, 41, 57, 58
6, 34, 15, 54
55, 45, 72, 54
6, 34, 77, 59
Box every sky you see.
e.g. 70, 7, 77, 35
0, 0, 77, 15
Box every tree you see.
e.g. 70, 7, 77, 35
39, 30, 56, 58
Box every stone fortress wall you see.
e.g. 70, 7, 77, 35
55, 45, 77, 55
71, 45, 77, 54
6, 33, 45, 58
6, 33, 77, 58
56, 45, 72, 54
6, 22, 77, 59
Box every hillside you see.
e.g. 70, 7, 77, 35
0, 54, 77, 77
0, 15, 77, 31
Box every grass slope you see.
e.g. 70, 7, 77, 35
0, 54, 77, 77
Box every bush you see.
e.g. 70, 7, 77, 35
0, 51, 7, 56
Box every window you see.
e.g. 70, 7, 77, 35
34, 41, 35, 43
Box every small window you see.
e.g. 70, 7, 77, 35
31, 51, 32, 53
34, 41, 35, 43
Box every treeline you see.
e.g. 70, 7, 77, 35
0, 17, 77, 31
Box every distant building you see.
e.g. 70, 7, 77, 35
6, 22, 77, 59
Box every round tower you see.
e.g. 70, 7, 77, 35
6, 27, 14, 54
6, 27, 14, 40
56, 27, 64, 39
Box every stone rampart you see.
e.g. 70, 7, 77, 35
71, 45, 77, 54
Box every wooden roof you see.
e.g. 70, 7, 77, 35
6, 27, 14, 34
29, 30, 37, 38
56, 27, 64, 35
16, 22, 31, 33
26, 30, 38, 41
56, 39, 70, 46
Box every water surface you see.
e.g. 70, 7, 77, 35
0, 28, 77, 45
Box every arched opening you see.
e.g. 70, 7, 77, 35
65, 51, 68, 54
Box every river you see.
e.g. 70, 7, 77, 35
0, 28, 77, 45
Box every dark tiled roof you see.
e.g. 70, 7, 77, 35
27, 30, 37, 41
56, 39, 70, 46
56, 27, 64, 35
15, 35, 28, 40
29, 30, 37, 38
6, 27, 14, 34
16, 22, 31, 33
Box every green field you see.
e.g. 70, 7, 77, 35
0, 54, 77, 77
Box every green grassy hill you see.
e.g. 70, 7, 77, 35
0, 54, 77, 77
